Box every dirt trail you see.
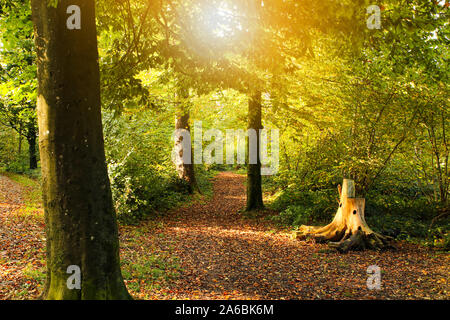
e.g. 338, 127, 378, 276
152, 172, 449, 299
0, 172, 448, 299
0, 174, 26, 208
0, 174, 45, 299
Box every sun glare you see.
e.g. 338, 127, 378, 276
200, 1, 243, 40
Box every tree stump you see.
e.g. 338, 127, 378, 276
295, 179, 394, 253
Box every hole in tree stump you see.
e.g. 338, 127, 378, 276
296, 179, 394, 252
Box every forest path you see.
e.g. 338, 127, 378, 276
0, 174, 26, 208
155, 171, 300, 299
0, 174, 45, 299
148, 172, 449, 299
0, 172, 448, 299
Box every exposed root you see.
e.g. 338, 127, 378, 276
294, 179, 395, 253
328, 230, 395, 253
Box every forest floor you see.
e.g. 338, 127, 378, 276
0, 172, 448, 300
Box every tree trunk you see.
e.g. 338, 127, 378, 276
296, 179, 394, 253
27, 123, 38, 170
174, 108, 199, 194
31, 0, 131, 299
18, 123, 23, 155
246, 92, 264, 211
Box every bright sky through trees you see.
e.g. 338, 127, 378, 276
190, 0, 254, 44
0, 0, 448, 302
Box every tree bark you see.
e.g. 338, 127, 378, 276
246, 92, 264, 211
27, 123, 38, 170
174, 108, 199, 194
18, 123, 23, 155
31, 0, 131, 299
296, 179, 394, 253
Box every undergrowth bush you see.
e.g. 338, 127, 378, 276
269, 188, 336, 226
108, 158, 188, 223
266, 177, 449, 249
104, 111, 215, 224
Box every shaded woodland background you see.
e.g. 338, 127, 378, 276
0, 0, 448, 252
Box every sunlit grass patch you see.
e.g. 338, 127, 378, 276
121, 251, 182, 299
22, 262, 46, 288
2, 171, 42, 204
119, 219, 182, 300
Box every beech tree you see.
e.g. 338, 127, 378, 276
174, 88, 199, 193
246, 92, 264, 211
31, 0, 131, 299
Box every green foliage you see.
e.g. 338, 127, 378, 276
0, 127, 19, 169
266, 176, 449, 246
1, 0, 447, 246
269, 188, 336, 227
103, 110, 188, 223
121, 254, 181, 285
0, 0, 36, 117
260, 0, 448, 248
0, 0, 38, 171
4, 153, 28, 173
109, 161, 188, 224
0, 126, 39, 174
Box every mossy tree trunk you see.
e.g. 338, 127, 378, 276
26, 122, 38, 170
31, 0, 131, 299
18, 123, 23, 155
174, 107, 199, 194
246, 92, 264, 211
296, 179, 394, 253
